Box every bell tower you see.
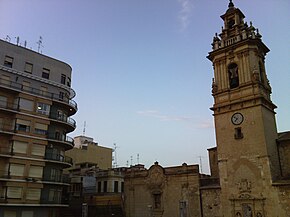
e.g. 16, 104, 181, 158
207, 1, 285, 216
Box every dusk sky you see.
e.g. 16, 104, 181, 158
1, 0, 289, 173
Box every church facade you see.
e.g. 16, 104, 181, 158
124, 1, 290, 217
203, 0, 290, 216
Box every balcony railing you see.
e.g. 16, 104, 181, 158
45, 152, 73, 165
42, 175, 70, 184
49, 113, 76, 128
0, 77, 77, 112
47, 134, 74, 146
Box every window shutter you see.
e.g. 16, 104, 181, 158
34, 123, 48, 130
7, 187, 22, 198
31, 144, 45, 156
28, 166, 43, 178
13, 141, 28, 154
21, 211, 34, 217
4, 211, 17, 217
16, 119, 30, 126
26, 188, 41, 200
10, 164, 25, 176
19, 98, 34, 111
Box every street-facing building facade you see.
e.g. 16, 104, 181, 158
0, 39, 77, 217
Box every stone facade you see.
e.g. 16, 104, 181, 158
124, 162, 201, 217
205, 1, 290, 216
123, 2, 290, 217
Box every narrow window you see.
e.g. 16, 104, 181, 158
98, 181, 102, 193
61, 74, 66, 85
234, 127, 243, 139
153, 193, 161, 209
4, 56, 13, 68
259, 62, 265, 84
24, 62, 33, 73
59, 92, 64, 101
36, 102, 50, 115
121, 182, 124, 193
67, 77, 71, 87
42, 68, 50, 79
114, 181, 119, 193
22, 81, 31, 91
103, 181, 107, 193
16, 119, 30, 132
228, 63, 239, 89
34, 122, 48, 135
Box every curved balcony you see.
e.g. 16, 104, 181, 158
44, 152, 73, 167
47, 134, 74, 150
42, 175, 70, 184
49, 113, 76, 131
0, 76, 77, 115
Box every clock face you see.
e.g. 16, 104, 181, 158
231, 113, 244, 125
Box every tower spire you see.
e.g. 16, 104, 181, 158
228, 0, 234, 8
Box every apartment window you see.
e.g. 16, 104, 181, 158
42, 68, 50, 79
22, 81, 31, 91
4, 56, 13, 68
40, 86, 48, 96
67, 77, 71, 87
114, 181, 119, 193
21, 211, 34, 217
36, 102, 50, 115
0, 95, 7, 108
48, 189, 62, 202
50, 168, 62, 182
10, 164, 25, 176
13, 141, 28, 154
1, 75, 11, 85
19, 98, 34, 111
24, 62, 33, 73
16, 119, 30, 132
59, 92, 64, 101
61, 74, 66, 85
4, 211, 17, 217
31, 144, 45, 156
7, 187, 22, 199
34, 123, 48, 135
103, 181, 107, 193
28, 166, 43, 178
57, 110, 67, 121
26, 188, 41, 200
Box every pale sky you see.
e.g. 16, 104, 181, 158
1, 0, 289, 173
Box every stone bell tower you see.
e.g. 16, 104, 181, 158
207, 1, 286, 216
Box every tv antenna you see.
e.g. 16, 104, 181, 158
5, 35, 11, 42
15, 36, 20, 46
137, 153, 140, 164
36, 36, 44, 53
83, 121, 86, 136
113, 143, 119, 168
